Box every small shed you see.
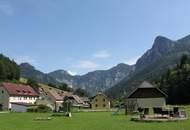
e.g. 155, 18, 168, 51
11, 102, 36, 112
126, 81, 167, 112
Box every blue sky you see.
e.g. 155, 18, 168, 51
0, 0, 190, 75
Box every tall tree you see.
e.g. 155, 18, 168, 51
0, 61, 6, 80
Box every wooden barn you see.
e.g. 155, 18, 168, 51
125, 81, 167, 113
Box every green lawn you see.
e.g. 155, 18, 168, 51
0, 107, 190, 130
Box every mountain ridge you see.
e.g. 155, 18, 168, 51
20, 62, 133, 95
106, 34, 190, 98
20, 34, 190, 98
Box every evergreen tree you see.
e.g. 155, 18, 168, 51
0, 54, 20, 81
180, 54, 188, 68
0, 61, 6, 80
157, 54, 190, 104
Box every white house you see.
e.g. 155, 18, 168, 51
0, 82, 39, 111
126, 81, 167, 112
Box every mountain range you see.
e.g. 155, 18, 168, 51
20, 34, 190, 98
20, 63, 133, 95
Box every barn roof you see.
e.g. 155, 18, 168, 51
0, 82, 39, 97
127, 81, 167, 98
91, 92, 108, 100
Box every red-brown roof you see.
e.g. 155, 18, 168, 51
0, 82, 39, 97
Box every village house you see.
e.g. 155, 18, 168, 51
91, 92, 110, 110
37, 84, 89, 112
125, 81, 167, 113
0, 82, 39, 111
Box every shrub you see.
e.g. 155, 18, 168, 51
27, 107, 38, 112
27, 105, 52, 113
37, 105, 52, 113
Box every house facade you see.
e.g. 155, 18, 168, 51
0, 83, 39, 110
91, 92, 110, 110
126, 81, 166, 112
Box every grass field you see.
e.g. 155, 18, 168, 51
0, 107, 190, 130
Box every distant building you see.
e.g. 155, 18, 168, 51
68, 95, 89, 108
125, 81, 167, 112
91, 92, 110, 110
37, 85, 71, 112
0, 83, 39, 111
37, 84, 89, 112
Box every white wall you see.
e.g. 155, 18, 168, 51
11, 104, 28, 112
0, 87, 9, 110
9, 96, 38, 109
126, 98, 166, 112
137, 98, 166, 108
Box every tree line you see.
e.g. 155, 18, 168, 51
0, 54, 20, 81
155, 54, 190, 104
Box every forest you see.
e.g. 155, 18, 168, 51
156, 54, 190, 104
0, 54, 20, 81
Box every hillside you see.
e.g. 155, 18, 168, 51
0, 54, 20, 81
20, 63, 60, 85
156, 55, 190, 104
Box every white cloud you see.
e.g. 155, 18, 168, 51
124, 55, 141, 65
14, 56, 38, 66
0, 3, 14, 16
67, 70, 77, 76
76, 60, 99, 69
93, 50, 111, 59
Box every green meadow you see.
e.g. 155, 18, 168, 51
0, 107, 190, 130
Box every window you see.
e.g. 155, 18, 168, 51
2, 90, 4, 94
103, 104, 106, 107
24, 97, 27, 100
95, 99, 98, 102
95, 104, 98, 107
103, 98, 105, 102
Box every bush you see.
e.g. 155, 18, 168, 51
27, 107, 38, 112
27, 105, 52, 113
37, 105, 52, 113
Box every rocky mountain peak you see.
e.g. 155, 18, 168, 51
20, 63, 35, 70
152, 36, 175, 52
177, 34, 190, 44
135, 36, 176, 70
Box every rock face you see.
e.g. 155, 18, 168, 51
48, 63, 134, 95
135, 36, 175, 71
48, 70, 74, 86
106, 34, 190, 98
20, 63, 60, 85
